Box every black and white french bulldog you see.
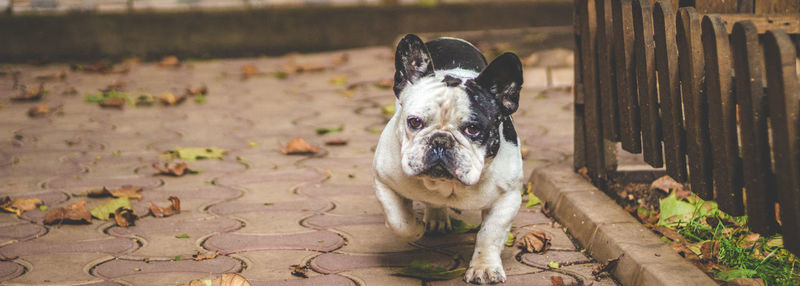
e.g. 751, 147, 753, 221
373, 34, 524, 284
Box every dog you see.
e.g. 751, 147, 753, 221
373, 34, 524, 284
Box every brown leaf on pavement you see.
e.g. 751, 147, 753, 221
192, 251, 219, 261
242, 65, 260, 78
0, 196, 43, 216
12, 83, 46, 101
550, 276, 577, 286
99, 97, 126, 109
113, 207, 137, 227
281, 138, 319, 155
159, 92, 187, 106
153, 162, 196, 176
28, 104, 52, 117
577, 167, 590, 181
186, 85, 208, 96
159, 56, 180, 67
516, 229, 551, 253
180, 273, 252, 286
101, 80, 126, 93
324, 138, 349, 146
43, 200, 92, 225
650, 175, 684, 195
88, 185, 143, 199
592, 254, 623, 280
290, 264, 310, 278
149, 196, 181, 217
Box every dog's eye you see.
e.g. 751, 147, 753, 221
463, 124, 481, 136
407, 117, 424, 130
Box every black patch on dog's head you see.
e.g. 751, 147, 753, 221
442, 75, 462, 87
474, 53, 523, 116
394, 34, 434, 97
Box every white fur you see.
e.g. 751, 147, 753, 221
373, 68, 523, 284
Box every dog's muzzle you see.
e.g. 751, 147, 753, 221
422, 133, 456, 179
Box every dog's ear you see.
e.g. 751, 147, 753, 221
394, 34, 434, 97
475, 52, 523, 115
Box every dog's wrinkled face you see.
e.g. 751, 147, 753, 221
392, 35, 522, 187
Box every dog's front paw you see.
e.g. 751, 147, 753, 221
388, 220, 425, 242
423, 207, 452, 233
464, 263, 507, 284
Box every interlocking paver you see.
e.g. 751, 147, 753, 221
0, 45, 618, 285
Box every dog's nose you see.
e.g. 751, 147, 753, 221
430, 133, 454, 149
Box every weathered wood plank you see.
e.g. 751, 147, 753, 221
695, 0, 739, 13
755, 0, 800, 13
596, 0, 620, 142
677, 7, 713, 200
574, 0, 587, 171
702, 15, 744, 216
633, 0, 664, 167
732, 20, 777, 235
613, 0, 643, 153
653, 1, 687, 181
716, 13, 800, 34
764, 29, 800, 254
578, 0, 609, 182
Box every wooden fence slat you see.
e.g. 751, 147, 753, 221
596, 0, 620, 142
677, 7, 714, 200
633, 0, 664, 167
764, 29, 800, 255
578, 0, 610, 182
732, 20, 778, 235
573, 0, 587, 171
653, 1, 687, 181
613, 0, 643, 153
702, 15, 744, 216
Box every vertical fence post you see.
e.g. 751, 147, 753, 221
596, 0, 621, 142
764, 29, 800, 255
633, 0, 664, 167
732, 20, 778, 235
653, 1, 687, 181
613, 0, 643, 154
676, 7, 714, 200
574, 0, 587, 172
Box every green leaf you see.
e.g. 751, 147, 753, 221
85, 93, 103, 103
175, 256, 181, 261
526, 193, 542, 208
396, 260, 465, 280
505, 232, 515, 247
714, 269, 757, 282
766, 236, 784, 248
175, 233, 190, 239
547, 261, 560, 269
90, 197, 133, 220
39, 205, 48, 211
657, 193, 715, 227
316, 126, 343, 135
194, 94, 206, 104
451, 218, 480, 234
169, 147, 227, 161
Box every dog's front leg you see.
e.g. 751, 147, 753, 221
465, 191, 521, 284
374, 179, 425, 241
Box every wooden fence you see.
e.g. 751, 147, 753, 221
572, 0, 800, 255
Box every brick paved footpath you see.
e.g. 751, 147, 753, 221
0, 47, 617, 285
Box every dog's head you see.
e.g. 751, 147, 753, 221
392, 34, 522, 186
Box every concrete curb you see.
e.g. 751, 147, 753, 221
528, 165, 716, 286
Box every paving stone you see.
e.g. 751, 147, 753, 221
439, 245, 536, 276
310, 251, 455, 274
232, 250, 322, 281
414, 233, 476, 248
213, 168, 327, 188
513, 208, 554, 227
231, 211, 315, 234
514, 224, 577, 251
132, 185, 240, 214
92, 255, 242, 280
559, 263, 618, 286
0, 261, 25, 282
0, 236, 137, 259
296, 183, 373, 197
45, 175, 163, 194
326, 194, 384, 216
108, 214, 241, 258
519, 250, 590, 268
209, 197, 332, 216
426, 271, 578, 286
334, 224, 417, 253
8, 252, 113, 284
302, 213, 384, 229
0, 222, 46, 244
204, 231, 345, 254
250, 274, 356, 286
338, 268, 420, 286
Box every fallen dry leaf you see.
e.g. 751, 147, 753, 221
88, 185, 143, 200
12, 83, 46, 101
701, 240, 720, 261
159, 92, 187, 106
192, 251, 219, 261
101, 80, 126, 93
280, 138, 319, 155
516, 229, 551, 253
290, 264, 310, 278
113, 207, 137, 227
28, 104, 51, 117
242, 65, 260, 78
179, 273, 252, 286
0, 196, 43, 216
149, 196, 181, 217
43, 200, 92, 225
549, 276, 577, 286
152, 162, 196, 176
651, 175, 684, 195
577, 167, 590, 181
324, 138, 349, 146
592, 254, 623, 280
186, 85, 208, 96
99, 97, 126, 109
159, 56, 180, 67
